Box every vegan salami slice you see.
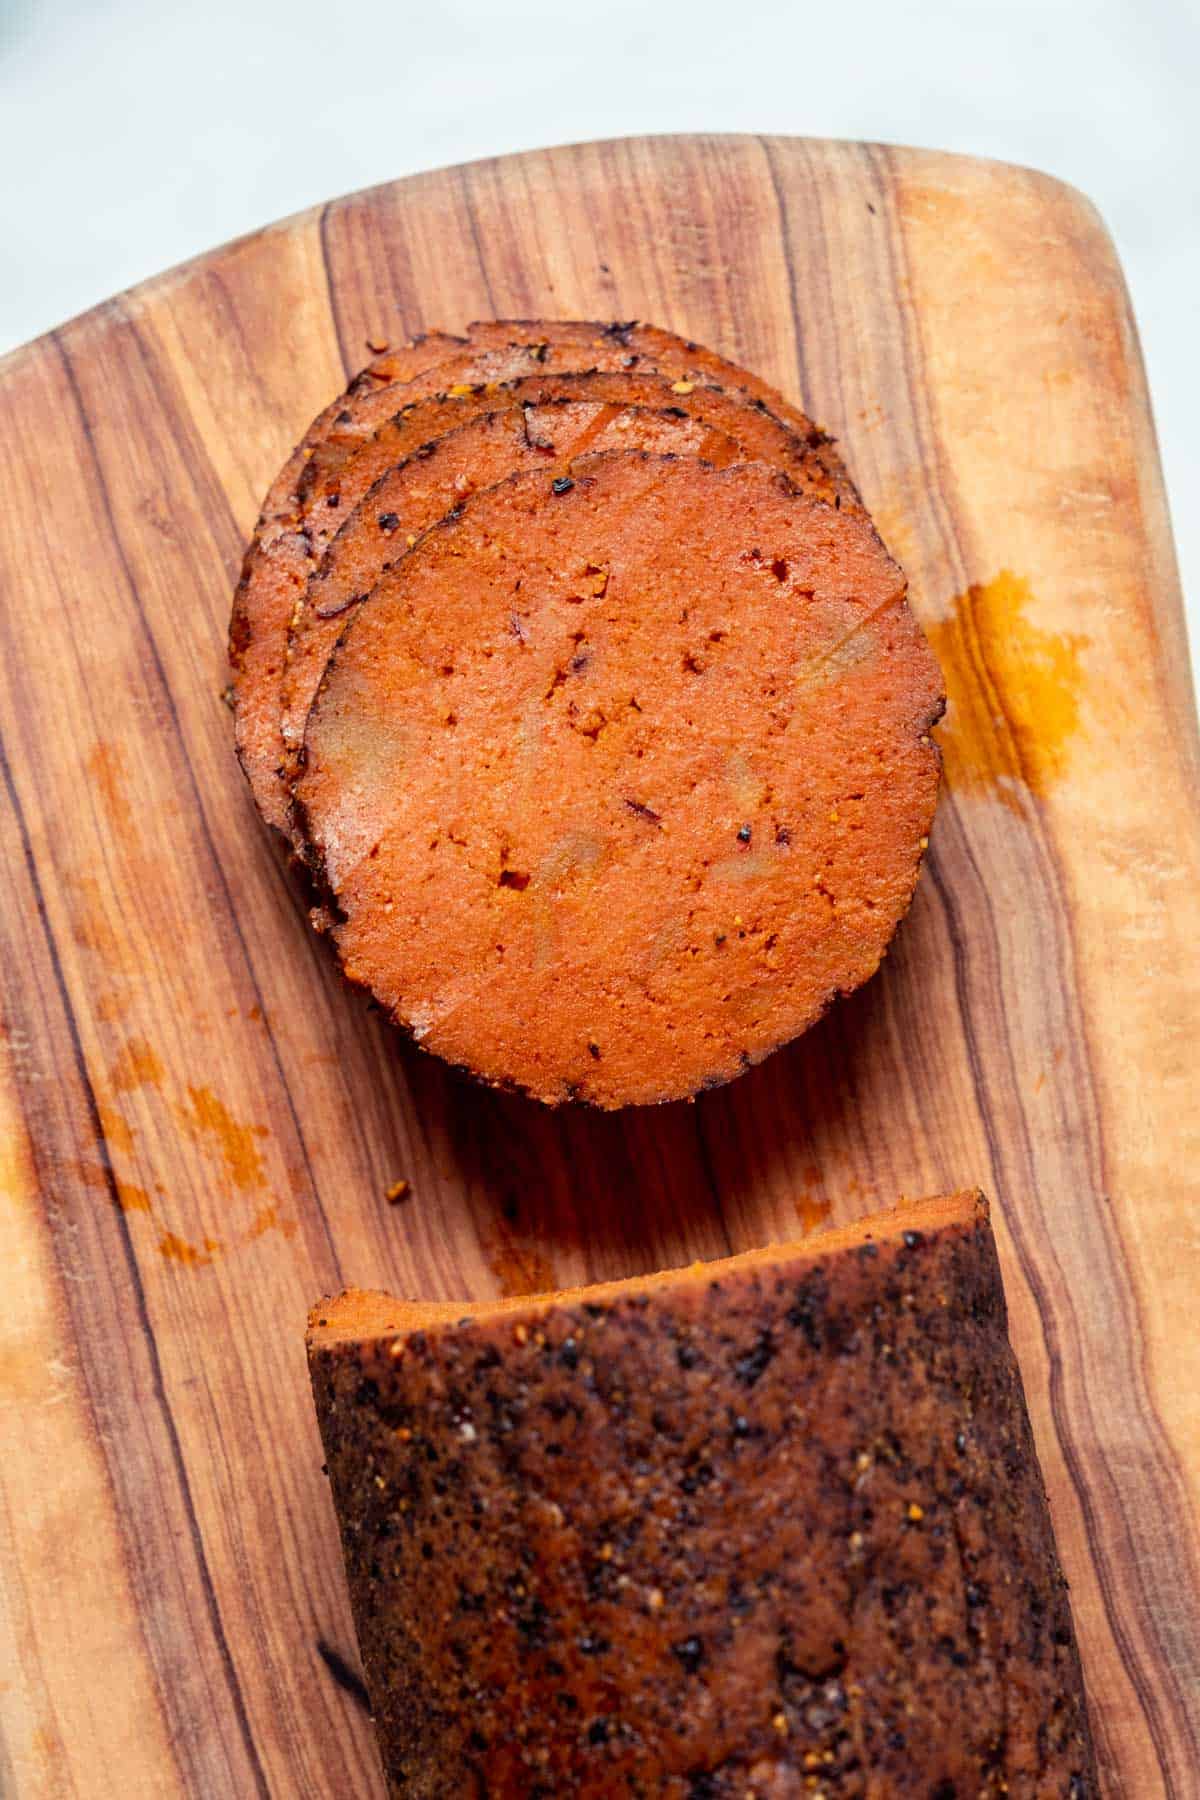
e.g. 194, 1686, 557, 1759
280, 396, 746, 767
232, 322, 847, 834
294, 452, 943, 1107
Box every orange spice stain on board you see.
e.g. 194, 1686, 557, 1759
793, 1190, 833, 1235
62, 871, 131, 967
74, 1111, 290, 1264
480, 1225, 557, 1299
96, 1101, 135, 1157
244, 1203, 298, 1243
158, 1231, 224, 1268
85, 741, 136, 838
923, 571, 1089, 812
109, 1038, 165, 1092
72, 1161, 155, 1214
116, 1184, 154, 1214
174, 1084, 268, 1191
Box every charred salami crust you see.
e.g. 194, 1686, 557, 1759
294, 451, 944, 1107
308, 1191, 1098, 1798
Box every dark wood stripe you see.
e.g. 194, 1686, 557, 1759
457, 162, 501, 320
759, 137, 817, 412
316, 1639, 371, 1714
318, 201, 357, 384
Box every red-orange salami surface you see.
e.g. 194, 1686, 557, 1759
308, 1192, 1098, 1798
280, 397, 742, 762
281, 365, 860, 760
294, 452, 944, 1106
232, 321, 851, 835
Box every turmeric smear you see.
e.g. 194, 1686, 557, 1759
793, 1190, 833, 1235
480, 1224, 557, 1299
174, 1085, 268, 1192
158, 1232, 224, 1267
96, 1101, 135, 1157
63, 871, 135, 971
242, 1203, 298, 1243
80, 1096, 292, 1264
84, 741, 136, 838
109, 1038, 165, 1093
116, 1184, 153, 1215
923, 571, 1088, 812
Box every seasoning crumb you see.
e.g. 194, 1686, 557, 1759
671, 1635, 705, 1673
552, 476, 575, 495
671, 379, 696, 395
906, 1501, 925, 1523
220, 683, 236, 711
385, 1179, 411, 1205
366, 337, 390, 354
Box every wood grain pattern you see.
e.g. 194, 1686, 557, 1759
0, 135, 1196, 1796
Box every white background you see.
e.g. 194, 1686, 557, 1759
1, 0, 1195, 671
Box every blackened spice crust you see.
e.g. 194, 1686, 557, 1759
308, 1193, 1097, 1797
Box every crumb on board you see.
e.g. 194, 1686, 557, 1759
385, 1178, 411, 1205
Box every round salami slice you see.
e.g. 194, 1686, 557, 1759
294, 452, 943, 1107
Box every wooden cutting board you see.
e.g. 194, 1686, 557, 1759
1, 135, 1196, 1796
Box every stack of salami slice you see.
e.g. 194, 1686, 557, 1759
230, 321, 944, 1107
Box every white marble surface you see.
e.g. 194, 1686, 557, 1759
1, 0, 1194, 669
